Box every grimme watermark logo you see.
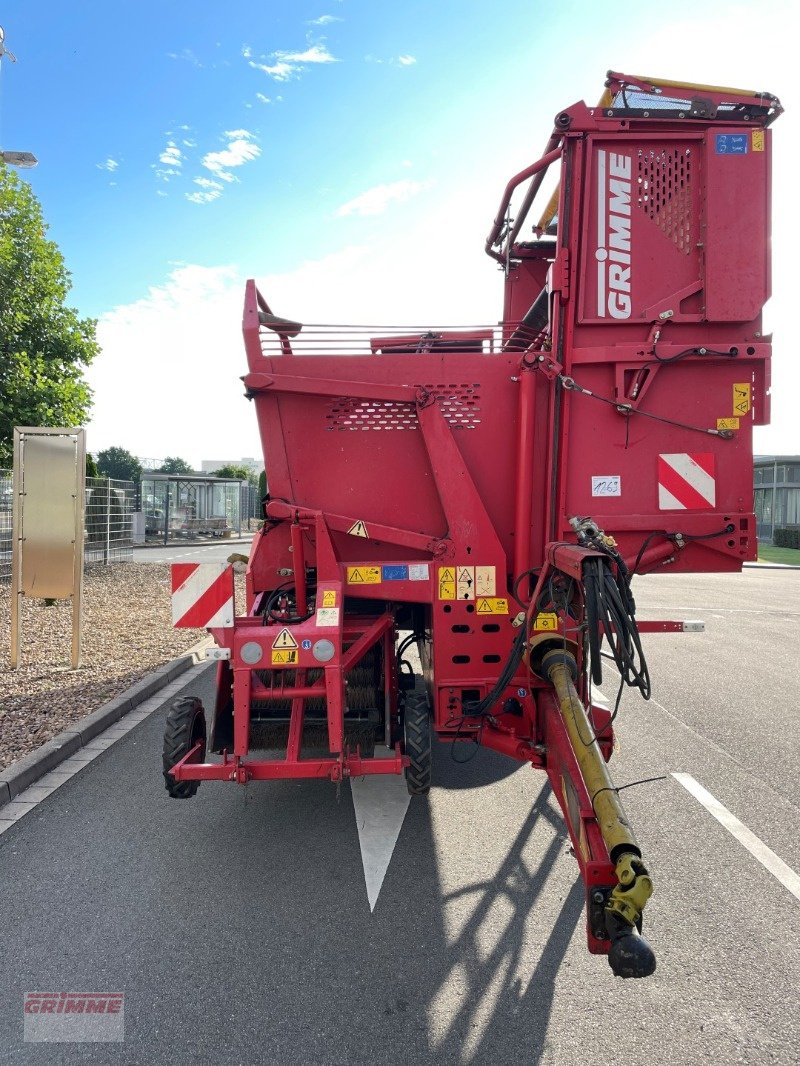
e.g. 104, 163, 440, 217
24, 992, 124, 1043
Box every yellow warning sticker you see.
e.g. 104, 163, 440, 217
347, 520, 369, 538
456, 566, 474, 600
347, 566, 381, 585
717, 417, 740, 431
438, 566, 456, 600
733, 383, 751, 416
533, 612, 559, 631
272, 627, 298, 650
475, 566, 496, 597
321, 590, 337, 608
476, 597, 509, 615
752, 130, 765, 152
271, 648, 298, 666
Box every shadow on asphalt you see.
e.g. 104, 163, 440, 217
0, 683, 582, 1065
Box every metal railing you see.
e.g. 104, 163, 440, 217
85, 477, 135, 565
0, 472, 134, 582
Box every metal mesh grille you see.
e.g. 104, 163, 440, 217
0, 473, 134, 582
325, 384, 481, 431
636, 147, 693, 254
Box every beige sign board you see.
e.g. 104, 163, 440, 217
11, 427, 86, 668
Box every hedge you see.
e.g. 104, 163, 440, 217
773, 527, 800, 549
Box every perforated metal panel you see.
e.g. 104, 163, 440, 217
636, 146, 694, 253
325, 384, 481, 431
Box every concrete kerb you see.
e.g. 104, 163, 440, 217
0, 637, 213, 811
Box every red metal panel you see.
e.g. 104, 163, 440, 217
253, 354, 520, 562
704, 127, 771, 321
579, 133, 705, 325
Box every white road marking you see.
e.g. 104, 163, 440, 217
672, 773, 800, 903
351, 751, 411, 912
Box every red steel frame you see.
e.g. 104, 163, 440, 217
169, 72, 781, 957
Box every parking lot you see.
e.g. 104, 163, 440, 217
1, 568, 798, 1064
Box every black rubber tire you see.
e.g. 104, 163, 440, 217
162, 697, 207, 799
403, 690, 432, 795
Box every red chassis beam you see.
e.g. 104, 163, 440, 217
170, 744, 406, 784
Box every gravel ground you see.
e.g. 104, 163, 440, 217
0, 563, 242, 771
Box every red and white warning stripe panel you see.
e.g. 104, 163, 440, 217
171, 563, 234, 628
657, 453, 716, 510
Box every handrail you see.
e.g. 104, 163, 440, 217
485, 141, 562, 263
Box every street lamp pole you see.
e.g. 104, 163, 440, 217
1, 27, 37, 169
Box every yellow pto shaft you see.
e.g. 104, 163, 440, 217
542, 648, 656, 977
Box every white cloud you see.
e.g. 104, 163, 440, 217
90, 266, 248, 461
249, 60, 295, 81
248, 42, 338, 82
96, 158, 119, 172
186, 189, 222, 204
201, 130, 260, 183
241, 44, 252, 59
369, 54, 418, 66
159, 142, 183, 167
167, 47, 202, 67
193, 177, 223, 190
307, 14, 342, 25
335, 179, 431, 218
278, 44, 338, 64
256, 92, 271, 104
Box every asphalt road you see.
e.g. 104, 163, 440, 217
1, 569, 799, 1065
132, 540, 253, 566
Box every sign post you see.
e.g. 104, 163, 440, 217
10, 427, 86, 669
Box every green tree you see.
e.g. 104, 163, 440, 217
215, 464, 254, 483
97, 446, 143, 482
85, 452, 99, 478
158, 456, 193, 475
0, 162, 99, 466
258, 469, 267, 498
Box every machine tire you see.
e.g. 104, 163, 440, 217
403, 689, 432, 795
162, 697, 206, 799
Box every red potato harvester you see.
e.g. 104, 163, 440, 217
165, 72, 782, 978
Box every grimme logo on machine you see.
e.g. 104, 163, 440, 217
595, 149, 632, 319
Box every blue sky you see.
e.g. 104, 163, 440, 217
1, 1, 797, 464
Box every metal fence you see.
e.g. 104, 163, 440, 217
241, 482, 263, 531
85, 477, 136, 565
0, 472, 134, 583
0, 470, 11, 583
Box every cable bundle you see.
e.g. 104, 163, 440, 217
583, 556, 650, 699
